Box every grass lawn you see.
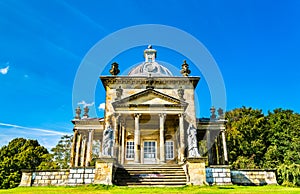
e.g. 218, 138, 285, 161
0, 185, 300, 194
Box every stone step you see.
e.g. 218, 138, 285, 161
114, 164, 187, 186
126, 181, 187, 186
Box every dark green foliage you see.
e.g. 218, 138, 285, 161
50, 135, 72, 169
0, 138, 49, 189
226, 107, 300, 186
226, 107, 268, 169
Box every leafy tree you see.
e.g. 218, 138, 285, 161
225, 107, 268, 169
225, 107, 300, 186
0, 138, 49, 189
50, 135, 73, 169
264, 109, 300, 168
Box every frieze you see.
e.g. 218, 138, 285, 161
100, 76, 200, 89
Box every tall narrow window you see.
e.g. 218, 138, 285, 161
126, 141, 134, 159
165, 141, 174, 160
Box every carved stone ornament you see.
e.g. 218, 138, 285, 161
177, 87, 185, 101
210, 106, 216, 119
83, 106, 89, 118
180, 60, 191, 77
217, 108, 224, 119
75, 106, 81, 119
115, 86, 123, 100
109, 62, 120, 76
187, 123, 201, 157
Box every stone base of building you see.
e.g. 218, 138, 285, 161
20, 163, 277, 187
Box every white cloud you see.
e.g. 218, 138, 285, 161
0, 122, 71, 150
0, 122, 67, 136
98, 103, 105, 110
0, 66, 9, 75
77, 100, 94, 107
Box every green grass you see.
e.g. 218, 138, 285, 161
0, 185, 300, 194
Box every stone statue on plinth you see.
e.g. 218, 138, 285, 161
102, 125, 114, 156
187, 123, 201, 157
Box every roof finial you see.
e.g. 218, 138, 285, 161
109, 62, 120, 76
144, 45, 157, 62
180, 60, 191, 76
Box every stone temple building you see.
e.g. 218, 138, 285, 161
20, 46, 278, 187
70, 46, 228, 169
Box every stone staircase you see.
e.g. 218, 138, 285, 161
113, 164, 187, 186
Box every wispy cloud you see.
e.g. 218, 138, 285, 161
0, 122, 71, 150
0, 122, 67, 136
78, 100, 94, 107
98, 102, 105, 110
0, 66, 9, 75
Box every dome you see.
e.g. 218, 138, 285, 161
128, 45, 173, 77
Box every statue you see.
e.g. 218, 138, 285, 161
102, 125, 114, 156
177, 87, 185, 101
115, 86, 123, 100
187, 123, 200, 157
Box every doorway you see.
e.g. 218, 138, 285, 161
143, 141, 156, 164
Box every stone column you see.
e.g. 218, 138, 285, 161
206, 129, 213, 165
159, 113, 166, 163
134, 113, 141, 163
179, 113, 185, 162
75, 134, 82, 167
221, 129, 229, 164
70, 129, 78, 167
113, 114, 120, 159
121, 124, 126, 164
85, 129, 94, 166
81, 136, 87, 166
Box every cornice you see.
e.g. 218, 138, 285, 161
100, 76, 200, 89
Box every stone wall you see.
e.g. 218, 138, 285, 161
68, 168, 95, 185
32, 170, 69, 186
206, 165, 232, 185
231, 169, 277, 186
20, 168, 95, 186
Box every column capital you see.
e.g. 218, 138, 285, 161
158, 113, 166, 118
178, 113, 186, 118
134, 113, 141, 118
113, 113, 121, 120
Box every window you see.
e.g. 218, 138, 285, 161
126, 141, 134, 159
165, 141, 174, 159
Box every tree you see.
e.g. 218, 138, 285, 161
225, 107, 300, 186
50, 135, 73, 169
225, 107, 268, 169
0, 138, 49, 189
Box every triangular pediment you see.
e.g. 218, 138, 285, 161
112, 89, 188, 110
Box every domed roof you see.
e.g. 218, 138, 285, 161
128, 46, 173, 77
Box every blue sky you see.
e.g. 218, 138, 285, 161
0, 0, 300, 149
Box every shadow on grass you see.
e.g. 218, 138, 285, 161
217, 187, 235, 189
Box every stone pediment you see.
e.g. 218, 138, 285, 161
112, 89, 188, 110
